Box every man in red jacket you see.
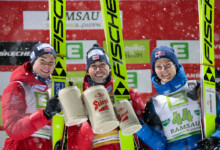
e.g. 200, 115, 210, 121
67, 44, 147, 150
2, 43, 61, 150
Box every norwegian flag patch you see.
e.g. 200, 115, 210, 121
44, 47, 52, 52
92, 55, 100, 60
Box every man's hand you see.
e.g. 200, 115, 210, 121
44, 96, 62, 120
186, 80, 201, 101
197, 137, 220, 150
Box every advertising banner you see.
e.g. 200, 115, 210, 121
66, 40, 97, 64
0, 42, 39, 65
23, 10, 122, 30
103, 40, 150, 64
157, 40, 200, 63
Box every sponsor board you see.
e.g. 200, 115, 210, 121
127, 69, 152, 93
66, 40, 97, 64
23, 10, 122, 30
103, 40, 150, 64
0, 42, 39, 65
157, 40, 200, 63
66, 71, 86, 93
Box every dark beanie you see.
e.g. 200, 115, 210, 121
86, 44, 110, 71
30, 43, 56, 66
151, 46, 179, 74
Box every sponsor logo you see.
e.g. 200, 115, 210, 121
94, 92, 104, 99
127, 72, 137, 89
203, 1, 214, 65
155, 50, 165, 58
105, 0, 125, 80
52, 0, 64, 54
54, 82, 65, 96
66, 42, 83, 60
32, 84, 47, 91
170, 42, 189, 59
124, 44, 145, 51
37, 43, 53, 50
92, 55, 99, 60
88, 49, 104, 58
0, 51, 31, 57
93, 98, 109, 112
44, 48, 52, 52
24, 11, 105, 30
117, 107, 129, 122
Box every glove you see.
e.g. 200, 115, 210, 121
44, 96, 62, 120
186, 80, 200, 100
197, 137, 220, 150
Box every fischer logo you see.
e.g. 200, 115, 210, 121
117, 107, 129, 122
0, 51, 30, 57
52, 0, 64, 54
203, 1, 214, 65
106, 0, 125, 80
93, 98, 109, 112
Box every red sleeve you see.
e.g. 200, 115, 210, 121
2, 82, 49, 140
67, 121, 95, 150
129, 88, 145, 119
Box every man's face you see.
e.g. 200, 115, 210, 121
32, 53, 56, 79
154, 58, 177, 83
88, 61, 110, 84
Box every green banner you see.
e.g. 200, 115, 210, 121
67, 71, 86, 93
103, 40, 150, 64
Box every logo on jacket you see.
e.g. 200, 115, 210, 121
32, 84, 47, 91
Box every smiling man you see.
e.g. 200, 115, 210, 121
85, 44, 111, 85
136, 46, 220, 150
66, 44, 147, 150
2, 43, 61, 150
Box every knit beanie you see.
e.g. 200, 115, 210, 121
151, 46, 179, 74
30, 43, 56, 66
86, 44, 110, 71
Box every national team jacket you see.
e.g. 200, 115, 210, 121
2, 62, 52, 150
67, 74, 146, 150
136, 65, 220, 150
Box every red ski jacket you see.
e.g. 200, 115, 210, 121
2, 62, 52, 150
67, 74, 145, 150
